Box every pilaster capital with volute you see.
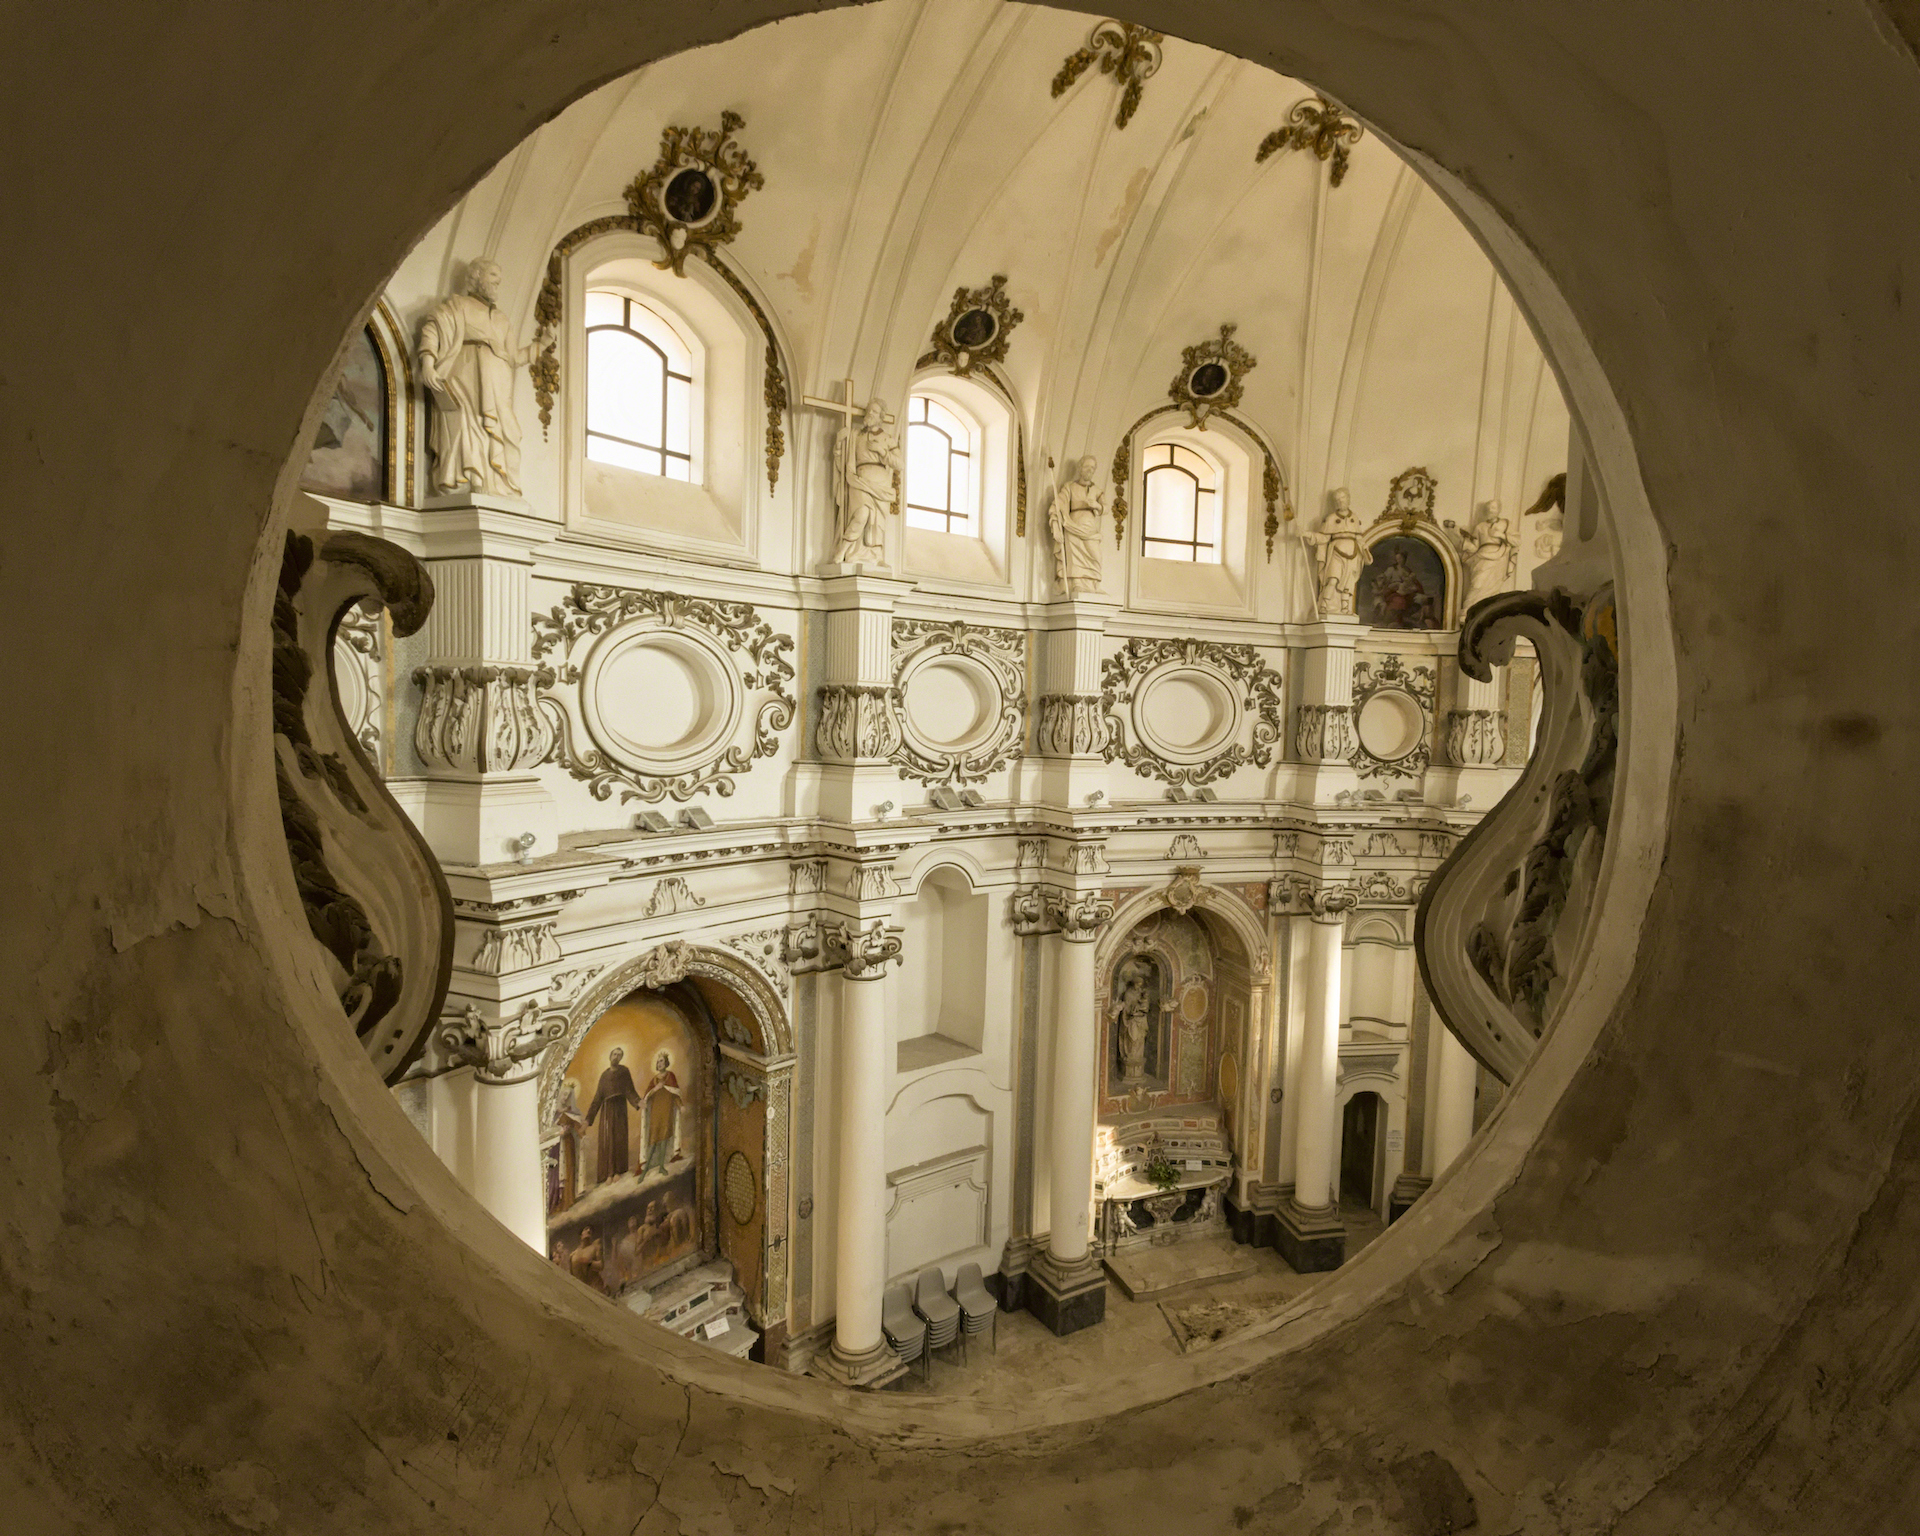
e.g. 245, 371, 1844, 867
1269, 874, 1358, 923
435, 999, 564, 1086
840, 917, 905, 980
1047, 889, 1116, 943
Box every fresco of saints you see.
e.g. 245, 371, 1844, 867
640, 1050, 684, 1176
584, 1046, 641, 1186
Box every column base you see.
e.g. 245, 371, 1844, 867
1388, 1174, 1432, 1223
995, 1233, 1043, 1313
1275, 1199, 1347, 1274
810, 1335, 906, 1391
1222, 1189, 1282, 1250
1025, 1250, 1107, 1336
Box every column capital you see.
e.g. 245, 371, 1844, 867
435, 999, 563, 1086
1047, 889, 1116, 943
1270, 874, 1358, 922
781, 916, 904, 979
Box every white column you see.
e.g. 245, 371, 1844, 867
1046, 924, 1100, 1266
825, 916, 902, 1385
1292, 906, 1346, 1213
833, 961, 889, 1359
1430, 1029, 1480, 1176
471, 1075, 547, 1252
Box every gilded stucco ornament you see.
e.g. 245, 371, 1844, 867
626, 111, 764, 279
1256, 95, 1365, 186
1168, 324, 1256, 429
1378, 466, 1440, 531
930, 275, 1022, 377
1052, 20, 1163, 130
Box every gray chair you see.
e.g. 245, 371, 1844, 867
913, 1267, 961, 1363
881, 1282, 928, 1380
952, 1262, 997, 1362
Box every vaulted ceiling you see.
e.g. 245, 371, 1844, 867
387, 0, 1567, 541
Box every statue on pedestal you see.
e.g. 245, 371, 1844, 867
1448, 500, 1519, 609
1304, 487, 1371, 615
418, 258, 534, 498
829, 398, 902, 566
1047, 455, 1106, 596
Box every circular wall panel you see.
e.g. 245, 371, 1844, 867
1356, 688, 1426, 761
580, 626, 743, 775
1136, 667, 1237, 761
901, 654, 999, 752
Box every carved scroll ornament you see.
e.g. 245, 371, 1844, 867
273, 530, 453, 1084
1416, 585, 1619, 1084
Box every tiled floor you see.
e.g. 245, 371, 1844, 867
890, 1201, 1387, 1407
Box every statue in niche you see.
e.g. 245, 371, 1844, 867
1447, 500, 1520, 610
584, 1045, 641, 1186
418, 258, 534, 498
1047, 455, 1107, 595
1304, 487, 1371, 615
1109, 954, 1171, 1084
830, 398, 903, 565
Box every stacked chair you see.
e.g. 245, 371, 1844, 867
913, 1267, 962, 1364
952, 1262, 998, 1362
881, 1282, 929, 1381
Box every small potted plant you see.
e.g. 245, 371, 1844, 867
1143, 1149, 1180, 1194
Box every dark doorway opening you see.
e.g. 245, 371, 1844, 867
1341, 1092, 1382, 1209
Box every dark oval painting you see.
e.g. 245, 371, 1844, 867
1358, 534, 1449, 630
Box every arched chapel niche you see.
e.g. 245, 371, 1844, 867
536, 947, 793, 1350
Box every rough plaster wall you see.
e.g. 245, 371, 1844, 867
5, 2, 1920, 1532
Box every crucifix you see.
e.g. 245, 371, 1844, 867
801, 378, 900, 566
801, 377, 863, 524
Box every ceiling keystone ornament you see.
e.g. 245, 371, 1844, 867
625, 111, 764, 279
1256, 95, 1365, 186
1052, 20, 1164, 130
1379, 466, 1440, 530
530, 583, 796, 804
1168, 324, 1256, 429
930, 275, 1023, 378
1164, 867, 1204, 915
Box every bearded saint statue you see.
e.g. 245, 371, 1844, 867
417, 257, 534, 498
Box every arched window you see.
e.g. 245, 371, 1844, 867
584, 290, 695, 480
904, 394, 975, 534
1140, 442, 1221, 563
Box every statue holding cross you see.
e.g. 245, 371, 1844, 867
804, 380, 902, 568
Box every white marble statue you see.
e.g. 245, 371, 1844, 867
1304, 487, 1371, 615
1047, 455, 1107, 596
1450, 500, 1519, 609
418, 258, 533, 499
830, 398, 903, 566
1111, 958, 1155, 1081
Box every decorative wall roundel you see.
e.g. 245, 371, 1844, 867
901, 653, 1000, 753
724, 1149, 756, 1225
530, 583, 798, 803
1135, 668, 1238, 760
950, 306, 998, 350
1099, 636, 1286, 788
1356, 688, 1425, 761
579, 625, 743, 776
